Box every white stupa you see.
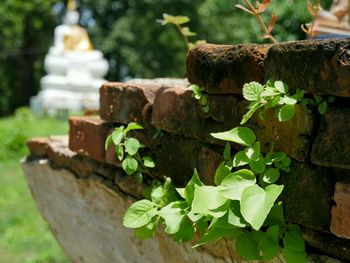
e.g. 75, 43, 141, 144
31, 0, 109, 115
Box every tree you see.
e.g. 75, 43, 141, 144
0, 0, 58, 115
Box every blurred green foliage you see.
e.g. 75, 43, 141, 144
0, 161, 70, 263
0, 108, 69, 262
0, 0, 333, 116
0, 107, 68, 161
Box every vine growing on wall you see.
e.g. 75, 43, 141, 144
106, 80, 326, 263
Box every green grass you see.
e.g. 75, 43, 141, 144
0, 108, 71, 262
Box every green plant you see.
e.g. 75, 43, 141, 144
292, 89, 334, 115
157, 14, 206, 51
188, 84, 210, 113
105, 122, 156, 183
241, 80, 298, 124
120, 80, 308, 263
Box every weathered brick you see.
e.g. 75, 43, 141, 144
99, 82, 160, 126
152, 86, 241, 144
279, 162, 332, 231
126, 78, 189, 88
186, 43, 271, 94
331, 182, 350, 239
69, 116, 113, 163
251, 105, 315, 162
311, 108, 350, 169
302, 226, 350, 262
27, 137, 50, 157
265, 38, 350, 97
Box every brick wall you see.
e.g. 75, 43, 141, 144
27, 38, 350, 262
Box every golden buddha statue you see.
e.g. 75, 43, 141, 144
311, 0, 350, 37
53, 0, 93, 52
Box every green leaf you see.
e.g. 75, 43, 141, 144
183, 169, 203, 204
214, 162, 231, 185
211, 127, 256, 146
143, 156, 155, 168
228, 201, 247, 227
241, 102, 262, 125
158, 201, 187, 234
281, 156, 291, 167
124, 122, 143, 134
116, 144, 124, 161
284, 228, 305, 252
283, 249, 307, 263
212, 201, 246, 228
112, 129, 124, 146
191, 185, 228, 217
181, 27, 197, 36
243, 82, 264, 101
122, 156, 138, 175
327, 96, 335, 103
123, 200, 157, 228
202, 105, 210, 113
135, 172, 143, 183
218, 169, 256, 200
173, 219, 195, 243
263, 168, 280, 184
236, 231, 261, 260
259, 226, 280, 260
223, 142, 231, 161
161, 13, 190, 25
105, 134, 112, 150
232, 151, 250, 167
265, 202, 285, 226
277, 105, 295, 122
199, 95, 208, 105
241, 184, 284, 230
274, 81, 289, 94
266, 152, 287, 164
150, 178, 176, 207
135, 220, 157, 239
151, 184, 165, 206
261, 87, 279, 97
281, 96, 297, 105
318, 101, 328, 115
124, 138, 141, 155
244, 141, 260, 161
313, 95, 322, 104
249, 155, 266, 174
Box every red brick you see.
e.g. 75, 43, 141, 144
186, 43, 271, 94
311, 108, 350, 169
99, 82, 160, 127
251, 105, 315, 162
69, 116, 113, 163
152, 86, 240, 144
126, 78, 188, 88
331, 182, 350, 239
26, 137, 50, 156
265, 38, 350, 97
279, 162, 332, 231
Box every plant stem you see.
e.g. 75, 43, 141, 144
223, 238, 234, 263
308, 0, 321, 37
175, 23, 190, 51
242, 0, 278, 44
135, 153, 156, 180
